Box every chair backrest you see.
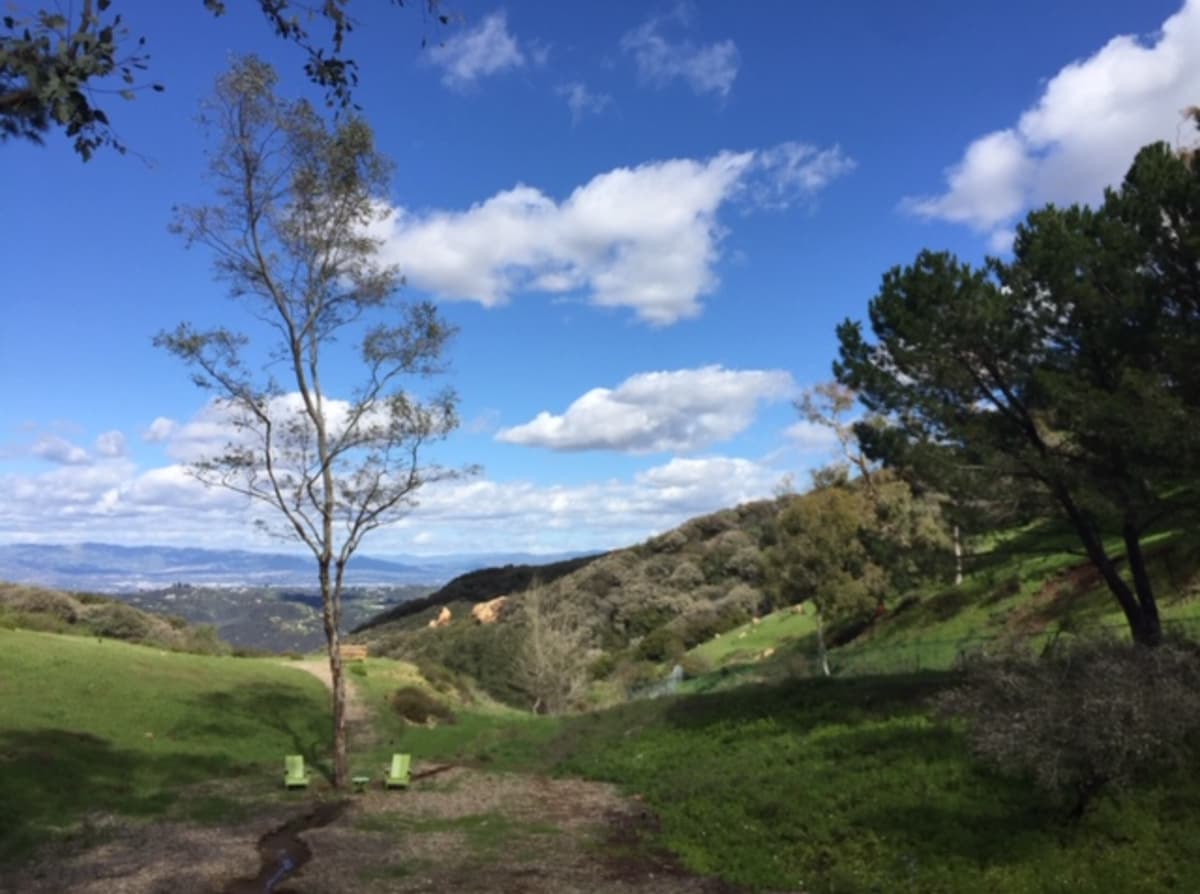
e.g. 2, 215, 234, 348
390, 753, 410, 777
286, 754, 305, 777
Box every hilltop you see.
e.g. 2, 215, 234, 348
352, 497, 1200, 708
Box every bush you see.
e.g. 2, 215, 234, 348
348, 662, 368, 677
0, 585, 80, 623
82, 601, 151, 641
937, 637, 1200, 818
612, 658, 660, 690
389, 686, 457, 725
668, 561, 704, 591
588, 651, 620, 680
679, 652, 713, 679
635, 627, 686, 663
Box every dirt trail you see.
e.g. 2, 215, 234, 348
4, 665, 764, 893
5, 768, 753, 894
286, 658, 373, 746
273, 766, 748, 893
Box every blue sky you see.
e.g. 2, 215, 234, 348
3, 0, 1198, 556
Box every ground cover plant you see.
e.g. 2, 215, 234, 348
401, 672, 1200, 893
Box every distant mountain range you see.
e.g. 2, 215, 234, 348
0, 542, 584, 593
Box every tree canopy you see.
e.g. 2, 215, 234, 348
835, 128, 1200, 646
1, 0, 446, 159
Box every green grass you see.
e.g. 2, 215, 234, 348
0, 629, 330, 864
674, 522, 1200, 693
410, 673, 1200, 893
350, 656, 561, 771
355, 810, 559, 855
689, 606, 817, 667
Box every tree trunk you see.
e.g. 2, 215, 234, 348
319, 560, 349, 789
815, 610, 831, 677
1122, 519, 1162, 647
1054, 487, 1160, 647
953, 524, 963, 587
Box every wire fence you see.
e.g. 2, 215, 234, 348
632, 615, 1200, 698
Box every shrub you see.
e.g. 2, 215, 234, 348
0, 608, 72, 634
348, 662, 368, 677
82, 601, 151, 641
588, 651, 620, 680
679, 652, 713, 679
624, 604, 675, 639
389, 686, 457, 725
726, 546, 765, 582
612, 658, 660, 690
668, 561, 704, 591
0, 585, 80, 623
635, 627, 686, 663
936, 637, 1200, 818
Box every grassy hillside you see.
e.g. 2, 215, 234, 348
0, 629, 329, 864
388, 670, 1200, 893
0, 581, 228, 654
354, 499, 784, 703
353, 497, 1200, 710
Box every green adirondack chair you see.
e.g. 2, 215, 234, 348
385, 753, 411, 789
284, 754, 311, 789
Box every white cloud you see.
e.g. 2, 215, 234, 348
988, 228, 1017, 254
32, 434, 90, 466
749, 143, 858, 210
556, 81, 613, 122
0, 442, 795, 555
497, 366, 795, 453
164, 393, 401, 464
94, 430, 126, 458
396, 454, 785, 551
429, 11, 525, 88
141, 416, 177, 442
785, 420, 840, 453
373, 143, 853, 325
904, 0, 1200, 240
621, 12, 739, 97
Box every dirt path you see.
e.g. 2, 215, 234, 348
4, 768, 754, 893
272, 766, 749, 893
3, 667, 764, 893
285, 658, 374, 747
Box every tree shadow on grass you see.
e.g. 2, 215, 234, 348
177, 684, 332, 780
659, 671, 958, 736
0, 729, 237, 867
0, 683, 330, 868
809, 720, 1063, 873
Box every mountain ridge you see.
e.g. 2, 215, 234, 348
0, 541, 585, 592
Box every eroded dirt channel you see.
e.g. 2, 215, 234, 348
222, 800, 349, 894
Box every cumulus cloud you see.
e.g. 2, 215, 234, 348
749, 142, 858, 210
32, 434, 90, 465
163, 393, 401, 464
497, 366, 795, 453
785, 420, 840, 454
0, 444, 794, 554
94, 430, 126, 458
429, 11, 525, 88
556, 81, 613, 122
373, 143, 853, 325
621, 11, 739, 97
904, 0, 1200, 240
141, 416, 177, 442
395, 454, 785, 551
